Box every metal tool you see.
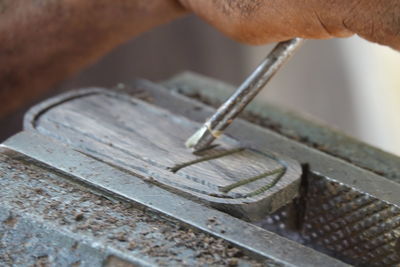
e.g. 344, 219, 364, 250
185, 38, 304, 152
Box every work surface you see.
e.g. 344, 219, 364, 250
26, 88, 301, 221
2, 72, 400, 266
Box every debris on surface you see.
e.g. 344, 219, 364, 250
0, 152, 269, 266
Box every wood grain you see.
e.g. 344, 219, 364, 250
28, 88, 301, 220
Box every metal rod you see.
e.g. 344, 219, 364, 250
185, 38, 305, 152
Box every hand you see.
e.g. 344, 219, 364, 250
179, 0, 400, 50
0, 0, 185, 118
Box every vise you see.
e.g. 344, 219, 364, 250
1, 72, 400, 266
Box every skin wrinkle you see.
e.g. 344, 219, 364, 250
310, 6, 352, 39
314, 11, 333, 37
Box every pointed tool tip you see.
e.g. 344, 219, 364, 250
185, 125, 208, 151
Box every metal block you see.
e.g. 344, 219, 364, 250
22, 87, 301, 221
2, 72, 400, 266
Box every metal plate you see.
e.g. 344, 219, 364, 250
23, 88, 301, 221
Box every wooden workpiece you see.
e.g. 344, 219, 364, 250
26, 88, 301, 221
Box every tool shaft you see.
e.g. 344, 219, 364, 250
186, 38, 304, 152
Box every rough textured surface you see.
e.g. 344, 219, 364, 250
258, 173, 400, 266
2, 131, 347, 267
0, 151, 266, 267
302, 174, 400, 266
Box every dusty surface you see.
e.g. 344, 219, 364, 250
0, 150, 270, 266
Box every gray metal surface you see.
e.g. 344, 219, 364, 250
0, 147, 268, 267
1, 131, 346, 266
259, 172, 400, 266
301, 174, 400, 265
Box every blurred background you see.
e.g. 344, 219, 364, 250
2, 15, 400, 156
